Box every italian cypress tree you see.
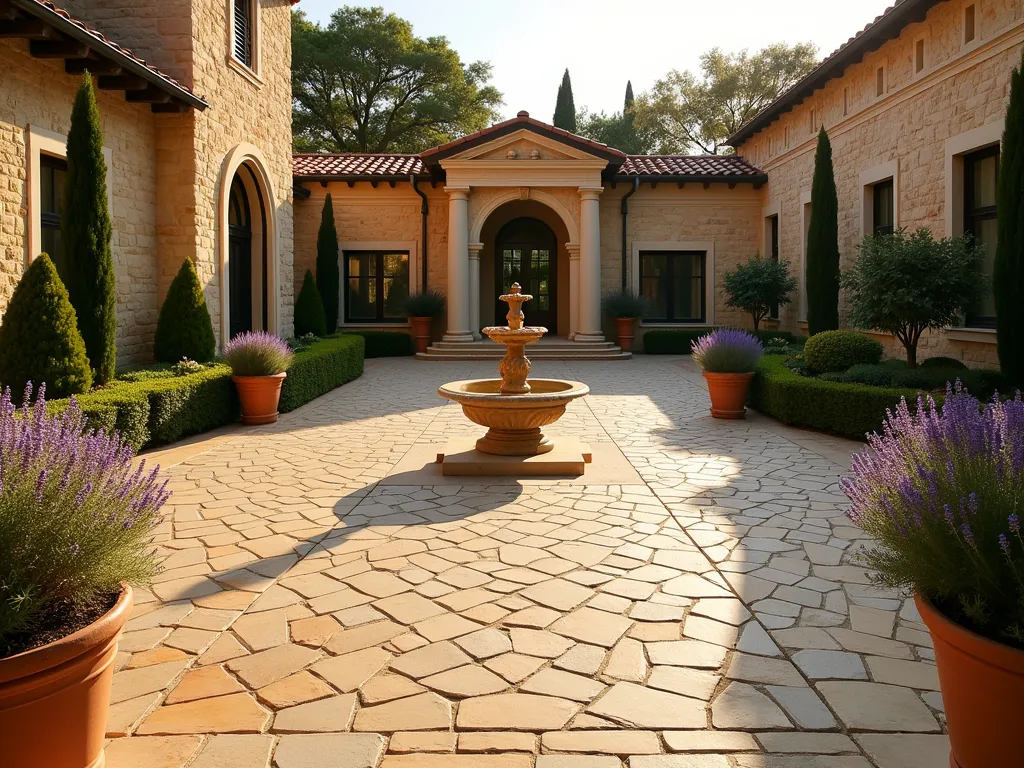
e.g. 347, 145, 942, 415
295, 269, 327, 337
154, 258, 216, 363
806, 127, 840, 335
622, 80, 638, 152
0, 254, 92, 401
62, 74, 116, 383
316, 193, 340, 332
553, 69, 577, 132
995, 52, 1024, 384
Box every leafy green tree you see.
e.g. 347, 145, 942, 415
316, 194, 340, 332
842, 229, 984, 368
806, 127, 840, 335
634, 43, 817, 154
0, 254, 92, 401
553, 69, 576, 132
295, 269, 327, 337
995, 52, 1024, 383
723, 255, 798, 329
576, 82, 655, 154
154, 258, 216, 363
291, 7, 502, 153
62, 74, 116, 383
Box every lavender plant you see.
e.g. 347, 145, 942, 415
223, 331, 294, 377
0, 384, 169, 653
691, 329, 764, 373
842, 383, 1024, 647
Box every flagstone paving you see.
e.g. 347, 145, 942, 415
107, 356, 949, 768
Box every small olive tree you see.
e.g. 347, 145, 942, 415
842, 228, 984, 367
722, 255, 798, 329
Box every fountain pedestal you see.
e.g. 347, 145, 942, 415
436, 284, 591, 476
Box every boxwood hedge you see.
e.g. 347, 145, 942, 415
48, 334, 365, 450
750, 355, 941, 441
342, 330, 413, 358
643, 328, 794, 355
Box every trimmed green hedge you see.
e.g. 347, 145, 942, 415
750, 355, 941, 441
280, 334, 364, 413
49, 335, 365, 450
643, 328, 793, 354
342, 330, 413, 358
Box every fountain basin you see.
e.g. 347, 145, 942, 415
438, 378, 589, 456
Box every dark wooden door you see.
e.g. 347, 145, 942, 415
494, 217, 557, 332
228, 174, 253, 338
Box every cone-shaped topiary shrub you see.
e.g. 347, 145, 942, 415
295, 269, 327, 337
996, 52, 1024, 384
154, 258, 216, 363
553, 69, 577, 132
0, 254, 92, 401
806, 127, 840, 336
63, 74, 116, 384
316, 194, 340, 333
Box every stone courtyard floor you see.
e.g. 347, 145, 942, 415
106, 356, 949, 768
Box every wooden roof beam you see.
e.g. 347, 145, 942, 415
0, 17, 55, 38
66, 56, 123, 76
29, 38, 88, 58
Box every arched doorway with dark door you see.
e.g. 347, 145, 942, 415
493, 216, 557, 332
227, 165, 268, 339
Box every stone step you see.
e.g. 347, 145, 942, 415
417, 350, 632, 361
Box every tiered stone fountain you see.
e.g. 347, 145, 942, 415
437, 283, 591, 475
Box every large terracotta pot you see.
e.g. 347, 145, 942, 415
615, 317, 636, 352
233, 372, 286, 425
410, 316, 432, 354
915, 594, 1024, 768
0, 583, 133, 768
702, 371, 754, 419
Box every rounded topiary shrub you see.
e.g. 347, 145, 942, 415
154, 258, 216, 363
921, 355, 967, 370
295, 269, 327, 337
0, 253, 92, 401
803, 330, 884, 373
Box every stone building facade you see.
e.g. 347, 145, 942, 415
0, 0, 294, 366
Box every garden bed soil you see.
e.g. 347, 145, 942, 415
2, 590, 120, 658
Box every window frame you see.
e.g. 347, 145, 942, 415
228, 0, 261, 82
913, 35, 927, 76
964, 3, 977, 45
872, 179, 895, 237
343, 249, 412, 324
768, 214, 780, 320
638, 250, 708, 324
875, 65, 887, 99
963, 144, 999, 329
39, 153, 68, 272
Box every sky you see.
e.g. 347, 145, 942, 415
296, 0, 897, 121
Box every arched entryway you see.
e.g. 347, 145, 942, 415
494, 217, 557, 331
227, 168, 268, 338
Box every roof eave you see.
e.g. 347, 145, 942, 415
611, 173, 768, 185
292, 174, 431, 183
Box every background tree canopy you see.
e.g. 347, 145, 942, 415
634, 43, 818, 154
292, 6, 503, 153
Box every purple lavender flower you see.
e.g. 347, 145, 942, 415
961, 523, 976, 547
1011, 514, 1021, 534
691, 329, 764, 373
1000, 534, 1012, 556
223, 331, 294, 376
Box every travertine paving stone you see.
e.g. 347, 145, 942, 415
104, 358, 946, 766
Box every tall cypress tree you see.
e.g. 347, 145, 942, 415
316, 193, 340, 332
62, 74, 116, 383
622, 81, 638, 154
806, 127, 840, 335
553, 69, 577, 132
995, 52, 1024, 384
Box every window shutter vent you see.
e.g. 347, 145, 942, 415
234, 0, 251, 66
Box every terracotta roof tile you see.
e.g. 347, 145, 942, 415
619, 155, 764, 177
292, 154, 424, 177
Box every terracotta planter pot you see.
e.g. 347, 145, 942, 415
0, 583, 133, 768
615, 317, 636, 352
915, 594, 1024, 768
233, 372, 286, 425
702, 371, 754, 419
410, 316, 432, 354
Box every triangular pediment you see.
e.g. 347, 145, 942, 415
447, 129, 603, 162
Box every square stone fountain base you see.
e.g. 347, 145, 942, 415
436, 437, 592, 476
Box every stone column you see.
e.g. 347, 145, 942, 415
566, 243, 580, 340
443, 187, 474, 342
468, 242, 483, 339
576, 187, 604, 342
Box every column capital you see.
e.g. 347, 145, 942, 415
566, 242, 581, 259
444, 186, 471, 199
468, 242, 484, 259
578, 187, 604, 200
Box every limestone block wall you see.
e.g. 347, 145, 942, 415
736, 0, 1024, 366
0, 40, 159, 366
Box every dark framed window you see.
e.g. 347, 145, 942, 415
639, 250, 706, 323
40, 153, 68, 277
232, 0, 254, 68
345, 251, 410, 323
964, 145, 999, 328
872, 179, 895, 237
768, 215, 780, 319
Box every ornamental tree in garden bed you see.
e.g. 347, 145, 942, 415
316, 193, 340, 332
723, 255, 798, 329
806, 127, 840, 335
842, 228, 984, 368
154, 258, 216, 364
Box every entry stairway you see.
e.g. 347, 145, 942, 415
418, 336, 631, 361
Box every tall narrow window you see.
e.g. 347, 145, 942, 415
39, 154, 68, 279
345, 251, 410, 323
964, 146, 999, 327
843, 87, 849, 117
768, 215, 780, 319
915, 38, 925, 74
964, 4, 976, 44
809, 109, 815, 134
639, 251, 706, 323
876, 66, 885, 98
233, 0, 253, 68
872, 180, 895, 236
